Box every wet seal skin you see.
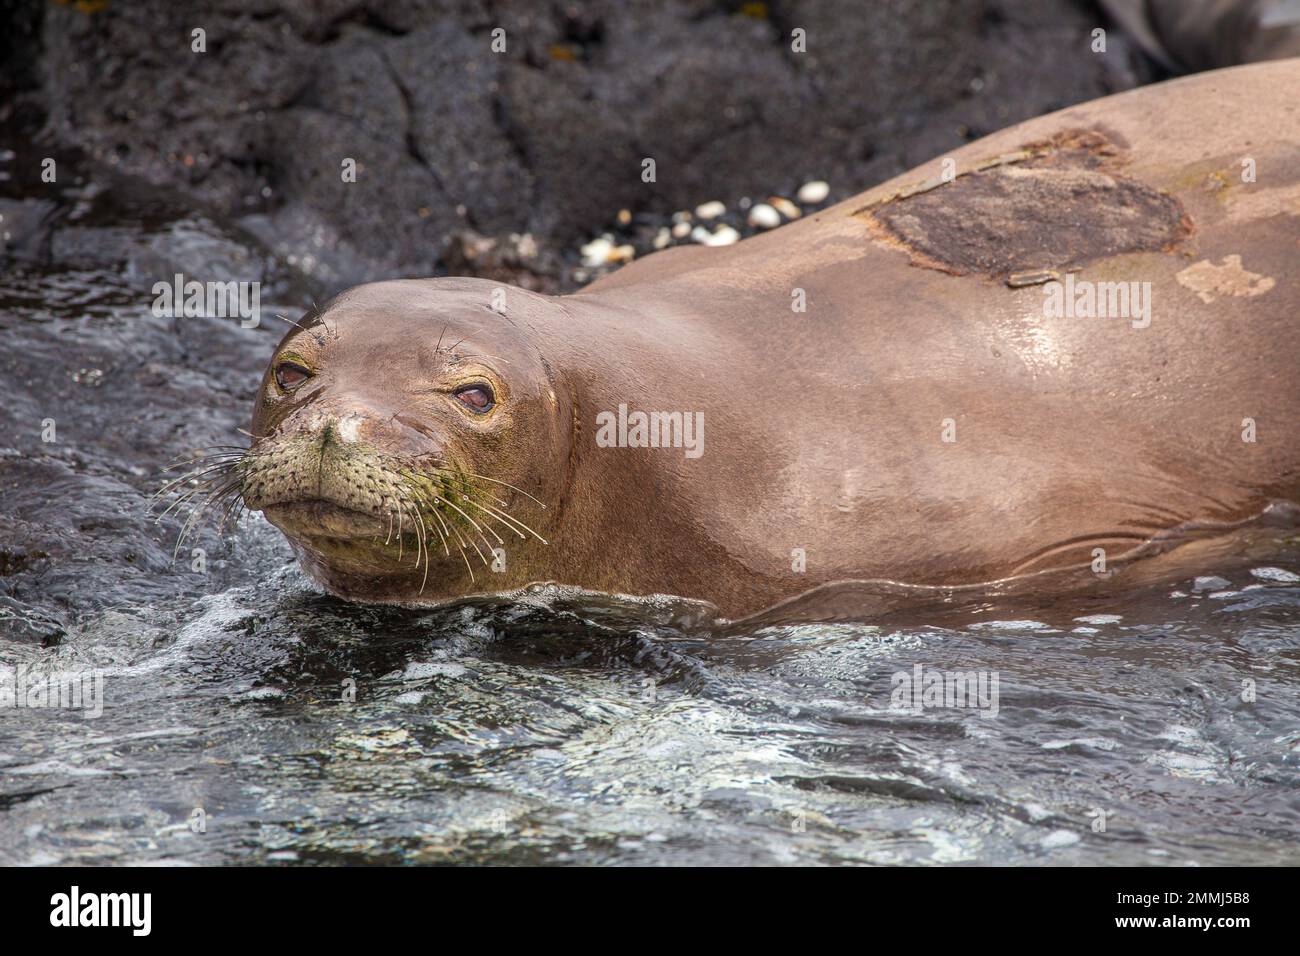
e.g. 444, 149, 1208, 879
182, 60, 1298, 621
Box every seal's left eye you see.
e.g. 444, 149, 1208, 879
454, 383, 495, 413
274, 361, 312, 391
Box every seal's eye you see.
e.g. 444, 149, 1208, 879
454, 383, 495, 413
274, 361, 312, 391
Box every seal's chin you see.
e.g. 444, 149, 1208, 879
261, 497, 427, 582
262, 499, 392, 541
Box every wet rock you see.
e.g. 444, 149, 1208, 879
0, 198, 59, 264
8, 0, 1153, 294
442, 229, 562, 292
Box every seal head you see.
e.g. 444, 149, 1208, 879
242, 279, 571, 602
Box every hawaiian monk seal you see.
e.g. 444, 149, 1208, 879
228, 60, 1299, 620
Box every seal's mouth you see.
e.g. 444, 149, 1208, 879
262, 498, 392, 540
156, 435, 549, 594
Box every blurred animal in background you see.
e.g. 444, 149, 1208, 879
1104, 0, 1300, 72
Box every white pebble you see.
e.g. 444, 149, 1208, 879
579, 236, 613, 267
769, 196, 801, 219
609, 244, 635, 263
747, 203, 781, 229
652, 227, 671, 250
691, 224, 740, 246
694, 200, 726, 220
1192, 575, 1231, 591
671, 221, 691, 239
797, 180, 830, 204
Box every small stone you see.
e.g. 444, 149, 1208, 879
797, 180, 830, 204
671, 221, 691, 239
616, 208, 632, 226
512, 233, 538, 258
671, 210, 692, 224
747, 203, 781, 229
691, 224, 740, 246
694, 200, 726, 220
652, 227, 671, 250
769, 196, 801, 219
1192, 575, 1231, 592
579, 236, 613, 267
609, 244, 636, 263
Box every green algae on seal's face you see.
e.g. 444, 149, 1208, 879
233, 280, 569, 603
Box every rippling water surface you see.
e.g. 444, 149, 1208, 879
2, 199, 1298, 867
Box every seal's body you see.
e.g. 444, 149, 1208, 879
240, 60, 1300, 618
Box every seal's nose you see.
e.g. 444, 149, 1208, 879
286, 400, 433, 459
319, 414, 365, 447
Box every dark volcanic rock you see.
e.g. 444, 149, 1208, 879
8, 0, 1153, 293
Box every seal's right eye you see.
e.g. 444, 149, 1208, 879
274, 361, 312, 391
453, 383, 495, 413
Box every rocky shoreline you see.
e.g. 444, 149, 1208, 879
2, 0, 1155, 297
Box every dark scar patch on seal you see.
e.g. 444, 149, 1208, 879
855, 129, 1193, 278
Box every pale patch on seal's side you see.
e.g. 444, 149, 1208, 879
1175, 254, 1277, 304
1223, 181, 1300, 223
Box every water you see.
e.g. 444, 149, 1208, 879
2, 191, 1298, 867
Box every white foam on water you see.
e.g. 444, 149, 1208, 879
1040, 830, 1081, 849
1074, 614, 1123, 625
1251, 566, 1300, 583
1042, 737, 1119, 752
400, 661, 467, 680
1192, 576, 1232, 591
